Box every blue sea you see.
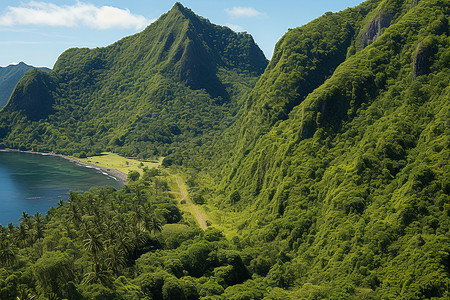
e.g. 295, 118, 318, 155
0, 151, 123, 225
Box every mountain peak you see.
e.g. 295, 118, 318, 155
169, 2, 195, 18
1, 2, 267, 151
165, 1, 206, 26
172, 2, 186, 11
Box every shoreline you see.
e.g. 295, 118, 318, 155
0, 149, 127, 185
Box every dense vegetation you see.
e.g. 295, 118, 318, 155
0, 0, 449, 299
208, 0, 449, 298
0, 62, 50, 109
0, 169, 226, 299
0, 3, 267, 160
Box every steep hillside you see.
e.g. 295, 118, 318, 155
0, 3, 267, 158
0, 62, 50, 109
206, 0, 449, 298
0, 0, 448, 299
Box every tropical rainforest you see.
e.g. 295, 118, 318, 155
0, 0, 449, 299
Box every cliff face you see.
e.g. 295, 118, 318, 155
412, 37, 437, 79
361, 3, 392, 47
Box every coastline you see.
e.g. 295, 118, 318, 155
0, 149, 127, 185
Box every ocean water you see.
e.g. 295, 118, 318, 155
0, 151, 123, 225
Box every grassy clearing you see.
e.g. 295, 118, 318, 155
76, 152, 163, 175
189, 172, 246, 240
202, 204, 245, 239
166, 173, 210, 230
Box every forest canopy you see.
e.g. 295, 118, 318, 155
0, 0, 449, 299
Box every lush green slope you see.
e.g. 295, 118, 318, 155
0, 3, 267, 159
0, 0, 449, 299
0, 62, 50, 109
205, 0, 449, 298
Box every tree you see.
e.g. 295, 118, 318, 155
15, 223, 28, 248
82, 263, 111, 286
83, 232, 104, 261
104, 246, 126, 275
142, 214, 163, 235
16, 286, 35, 300
33, 212, 44, 241
127, 171, 140, 182
0, 240, 16, 267
229, 191, 240, 204
19, 211, 32, 230
162, 276, 186, 300
32, 251, 74, 296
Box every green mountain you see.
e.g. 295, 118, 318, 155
0, 3, 267, 158
208, 0, 449, 298
0, 0, 449, 299
0, 62, 50, 109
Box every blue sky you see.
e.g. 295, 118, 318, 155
0, 0, 366, 68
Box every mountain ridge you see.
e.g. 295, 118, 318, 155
0, 3, 267, 158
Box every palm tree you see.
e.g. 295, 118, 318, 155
115, 232, 134, 257
33, 212, 44, 241
142, 214, 162, 235
19, 211, 30, 223
16, 287, 35, 300
104, 246, 126, 275
83, 232, 104, 261
102, 217, 116, 246
132, 205, 145, 228
67, 201, 82, 228
68, 190, 78, 203
15, 223, 29, 248
46, 292, 60, 300
0, 239, 16, 267
98, 189, 109, 203
82, 263, 111, 286
7, 223, 15, 236
130, 226, 146, 252
63, 222, 73, 239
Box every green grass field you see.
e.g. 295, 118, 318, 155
76, 152, 163, 175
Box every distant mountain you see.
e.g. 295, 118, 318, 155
0, 62, 50, 109
0, 3, 267, 158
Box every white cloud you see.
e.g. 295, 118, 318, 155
225, 7, 265, 18
0, 1, 150, 30
225, 23, 243, 32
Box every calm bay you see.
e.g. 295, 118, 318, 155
0, 151, 123, 225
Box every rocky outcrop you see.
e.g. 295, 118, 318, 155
361, 4, 392, 47
413, 37, 436, 79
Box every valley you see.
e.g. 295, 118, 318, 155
0, 1, 448, 299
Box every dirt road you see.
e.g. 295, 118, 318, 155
176, 177, 208, 230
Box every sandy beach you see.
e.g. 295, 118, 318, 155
0, 149, 127, 185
